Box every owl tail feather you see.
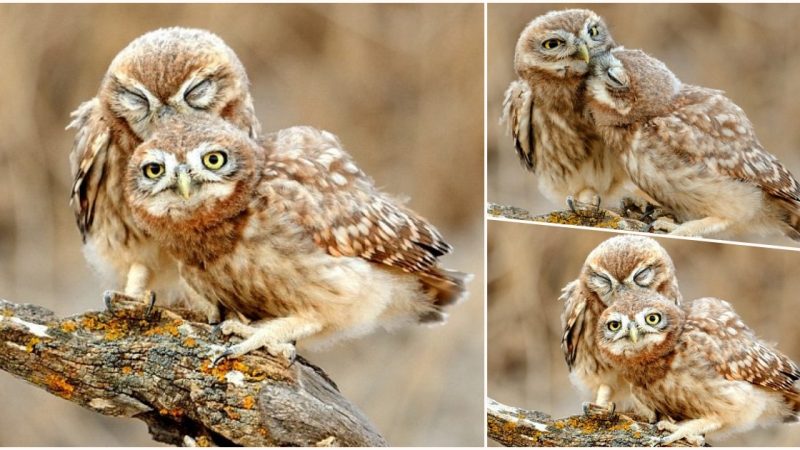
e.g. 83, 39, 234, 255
416, 268, 472, 323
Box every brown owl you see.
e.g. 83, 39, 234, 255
597, 291, 800, 445
124, 116, 469, 361
501, 9, 629, 211
560, 234, 682, 415
68, 27, 260, 319
586, 48, 800, 241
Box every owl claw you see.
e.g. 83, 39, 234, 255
211, 348, 234, 367
582, 401, 616, 418
102, 290, 157, 320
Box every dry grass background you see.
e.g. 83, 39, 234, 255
0, 4, 484, 446
488, 220, 800, 446
488, 3, 800, 247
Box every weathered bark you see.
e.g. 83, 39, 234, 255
487, 398, 697, 447
0, 298, 386, 447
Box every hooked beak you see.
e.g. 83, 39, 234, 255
176, 167, 191, 200
158, 105, 176, 119
628, 323, 639, 344
575, 43, 590, 64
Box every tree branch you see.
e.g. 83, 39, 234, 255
487, 202, 655, 232
487, 398, 696, 447
0, 298, 386, 447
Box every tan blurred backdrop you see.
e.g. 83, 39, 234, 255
0, 4, 484, 446
488, 220, 800, 446
488, 3, 800, 247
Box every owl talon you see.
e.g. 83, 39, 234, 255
211, 348, 234, 367
102, 290, 157, 320
582, 401, 616, 418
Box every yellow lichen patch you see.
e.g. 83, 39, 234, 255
46, 374, 75, 399
201, 358, 236, 382
242, 395, 256, 410
60, 321, 78, 333
121, 366, 133, 375
1, 308, 12, 317
79, 315, 130, 341
224, 406, 240, 420
183, 337, 197, 348
502, 421, 517, 434
143, 319, 182, 338
258, 427, 269, 437
26, 337, 41, 352
195, 436, 211, 447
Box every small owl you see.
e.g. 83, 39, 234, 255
68, 27, 260, 318
586, 48, 800, 240
501, 9, 629, 210
124, 116, 469, 361
597, 291, 800, 445
560, 234, 682, 415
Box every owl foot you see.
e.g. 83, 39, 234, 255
103, 290, 156, 320
210, 341, 297, 367
582, 401, 616, 419
655, 420, 707, 446
649, 216, 679, 234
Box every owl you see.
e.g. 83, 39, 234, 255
560, 234, 682, 415
500, 9, 629, 211
597, 291, 800, 445
68, 27, 260, 319
586, 48, 800, 241
124, 116, 469, 361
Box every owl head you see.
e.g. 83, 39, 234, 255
99, 27, 260, 143
596, 290, 685, 363
586, 49, 682, 126
125, 115, 261, 235
514, 9, 615, 81
580, 234, 682, 307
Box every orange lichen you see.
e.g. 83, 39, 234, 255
79, 315, 130, 341
183, 337, 197, 348
46, 374, 75, 399
143, 319, 182, 338
159, 407, 183, 418
60, 321, 78, 333
242, 395, 256, 410
195, 436, 211, 447
258, 427, 269, 437
122, 366, 133, 375
224, 406, 240, 420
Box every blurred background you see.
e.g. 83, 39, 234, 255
0, 4, 484, 446
488, 3, 800, 247
488, 220, 800, 446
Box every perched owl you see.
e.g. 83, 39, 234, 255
68, 27, 260, 318
597, 291, 800, 445
586, 48, 800, 240
124, 116, 469, 361
501, 9, 629, 210
560, 234, 682, 415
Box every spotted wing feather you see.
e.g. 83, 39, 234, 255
67, 98, 111, 241
501, 79, 535, 171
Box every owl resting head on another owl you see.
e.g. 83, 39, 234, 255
578, 234, 682, 308
99, 27, 260, 143
514, 9, 615, 81
586, 49, 682, 127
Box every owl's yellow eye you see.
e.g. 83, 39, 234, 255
202, 151, 227, 170
607, 320, 622, 332
645, 313, 662, 326
542, 39, 563, 50
589, 25, 599, 38
143, 163, 164, 179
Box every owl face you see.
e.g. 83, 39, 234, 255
581, 235, 680, 306
514, 9, 614, 80
597, 292, 684, 360
587, 49, 681, 126
125, 116, 259, 227
100, 27, 257, 141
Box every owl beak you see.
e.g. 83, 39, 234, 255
158, 105, 176, 119
176, 170, 192, 200
628, 324, 639, 344
575, 43, 590, 64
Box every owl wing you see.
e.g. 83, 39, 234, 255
666, 86, 800, 205
261, 126, 454, 274
685, 297, 800, 394
67, 98, 111, 241
559, 279, 587, 370
501, 79, 536, 171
